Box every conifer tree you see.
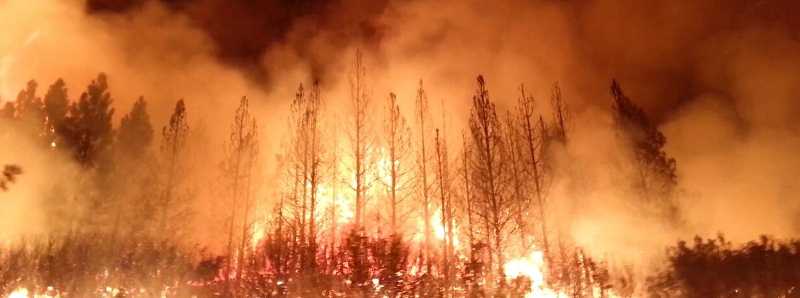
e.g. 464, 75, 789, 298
469, 75, 512, 286
383, 92, 413, 233
610, 80, 677, 215
63, 73, 115, 168
44, 79, 69, 148
159, 99, 190, 235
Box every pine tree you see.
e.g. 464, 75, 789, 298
517, 85, 551, 260
504, 109, 531, 252
434, 127, 455, 294
43, 79, 69, 149
348, 50, 373, 229
610, 80, 677, 215
117, 97, 153, 160
221, 96, 259, 294
468, 75, 511, 287
286, 81, 324, 270
383, 92, 413, 233
112, 96, 155, 239
15, 80, 45, 136
62, 73, 115, 168
0, 102, 14, 120
159, 99, 190, 235
415, 80, 434, 273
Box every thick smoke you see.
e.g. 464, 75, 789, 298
1, 0, 799, 272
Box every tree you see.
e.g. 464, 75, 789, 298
286, 81, 324, 269
516, 85, 551, 260
159, 99, 190, 235
414, 80, 434, 273
347, 50, 373, 229
0, 102, 14, 120
469, 75, 512, 286
383, 92, 413, 233
459, 132, 476, 252
62, 73, 115, 168
434, 127, 455, 293
112, 96, 155, 239
15, 80, 45, 136
44, 79, 69, 148
117, 97, 153, 160
221, 96, 259, 293
503, 109, 531, 252
610, 80, 677, 215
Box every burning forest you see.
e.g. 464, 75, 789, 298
2, 0, 800, 297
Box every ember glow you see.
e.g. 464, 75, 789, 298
2, 0, 800, 297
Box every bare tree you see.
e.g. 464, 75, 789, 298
348, 50, 373, 229
459, 132, 476, 254
517, 85, 551, 261
503, 110, 531, 252
414, 80, 434, 273
221, 96, 260, 294
286, 81, 324, 269
434, 128, 455, 294
159, 99, 189, 235
327, 114, 341, 255
469, 75, 512, 285
383, 92, 413, 233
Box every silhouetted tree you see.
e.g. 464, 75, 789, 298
504, 109, 531, 252
221, 96, 259, 294
62, 73, 115, 168
348, 50, 374, 229
43, 79, 70, 149
15, 80, 45, 136
469, 75, 511, 287
458, 131, 479, 261
286, 81, 324, 270
111, 96, 155, 239
383, 92, 413, 233
610, 80, 677, 216
159, 99, 190, 236
517, 85, 551, 260
434, 127, 455, 294
0, 102, 14, 120
117, 97, 153, 160
652, 235, 800, 298
415, 80, 434, 274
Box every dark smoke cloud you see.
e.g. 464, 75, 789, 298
87, 0, 390, 84
85, 0, 800, 121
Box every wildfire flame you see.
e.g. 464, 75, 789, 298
6, 288, 29, 298
6, 287, 60, 298
504, 250, 562, 298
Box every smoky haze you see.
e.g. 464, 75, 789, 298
1, 0, 800, 277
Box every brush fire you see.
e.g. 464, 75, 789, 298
2, 0, 800, 297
